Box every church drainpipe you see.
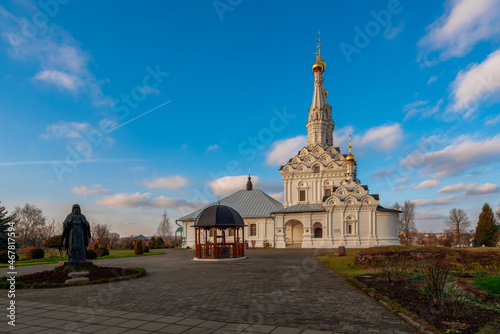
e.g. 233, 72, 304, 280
175, 221, 182, 246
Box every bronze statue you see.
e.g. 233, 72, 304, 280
62, 204, 91, 261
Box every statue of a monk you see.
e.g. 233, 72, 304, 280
62, 204, 91, 261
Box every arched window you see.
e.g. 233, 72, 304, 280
313, 222, 323, 239
324, 188, 331, 197
299, 190, 306, 201
250, 224, 257, 236
314, 165, 320, 173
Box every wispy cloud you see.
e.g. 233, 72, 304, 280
0, 5, 112, 106
266, 135, 307, 167
138, 86, 160, 95
401, 134, 500, 177
371, 169, 394, 179
384, 22, 404, 40
413, 195, 459, 207
140, 176, 189, 190
95, 192, 208, 212
418, 0, 500, 65
415, 179, 440, 189
71, 185, 112, 196
437, 183, 477, 193
402, 100, 442, 121
485, 114, 500, 126
207, 144, 219, 152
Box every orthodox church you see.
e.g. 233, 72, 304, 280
177, 37, 400, 248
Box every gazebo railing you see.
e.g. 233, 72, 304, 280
195, 243, 245, 259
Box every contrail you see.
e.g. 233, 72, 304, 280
105, 100, 172, 134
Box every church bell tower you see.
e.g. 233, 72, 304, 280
306, 32, 335, 148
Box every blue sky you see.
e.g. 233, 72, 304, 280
1, 0, 499, 236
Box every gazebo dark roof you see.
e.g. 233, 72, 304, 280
193, 205, 245, 228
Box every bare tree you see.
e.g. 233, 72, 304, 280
156, 210, 172, 245
43, 218, 62, 240
14, 203, 47, 247
392, 202, 404, 233
90, 221, 111, 246
400, 200, 416, 246
443, 208, 471, 247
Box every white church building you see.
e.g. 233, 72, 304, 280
178, 38, 400, 248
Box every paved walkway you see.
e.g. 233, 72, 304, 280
0, 249, 415, 333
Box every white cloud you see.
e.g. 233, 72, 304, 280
40, 122, 91, 139
210, 175, 260, 197
427, 75, 438, 85
413, 195, 459, 207
0, 6, 111, 106
95, 192, 208, 212
384, 22, 404, 40
140, 176, 188, 190
418, 0, 500, 64
416, 212, 446, 220
358, 123, 403, 152
138, 86, 160, 95
402, 100, 442, 121
268, 192, 284, 202
96, 192, 151, 208
485, 114, 500, 126
464, 183, 499, 196
415, 179, 440, 189
371, 169, 394, 179
401, 134, 500, 177
450, 49, 500, 116
266, 135, 307, 167
437, 183, 477, 193
71, 185, 112, 196
207, 144, 219, 152
396, 177, 410, 184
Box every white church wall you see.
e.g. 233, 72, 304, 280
375, 212, 400, 246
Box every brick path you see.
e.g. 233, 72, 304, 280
0, 249, 415, 333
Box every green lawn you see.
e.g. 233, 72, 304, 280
474, 275, 500, 294
0, 250, 165, 267
317, 248, 375, 278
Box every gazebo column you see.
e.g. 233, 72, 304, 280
213, 227, 217, 259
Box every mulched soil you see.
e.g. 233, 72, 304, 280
17, 267, 139, 285
357, 275, 499, 334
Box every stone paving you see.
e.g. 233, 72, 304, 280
0, 249, 416, 333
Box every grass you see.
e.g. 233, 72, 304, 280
474, 275, 500, 294
0, 250, 165, 267
317, 248, 374, 278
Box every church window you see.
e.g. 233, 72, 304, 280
314, 165, 320, 173
299, 190, 306, 201
250, 224, 257, 236
324, 188, 331, 197
348, 224, 352, 234
314, 227, 322, 238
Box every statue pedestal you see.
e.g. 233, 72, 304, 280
57, 261, 94, 270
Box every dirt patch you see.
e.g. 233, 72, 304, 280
357, 275, 499, 334
17, 267, 139, 285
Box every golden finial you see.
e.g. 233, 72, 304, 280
346, 131, 355, 164
312, 31, 326, 72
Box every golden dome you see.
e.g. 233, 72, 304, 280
312, 59, 324, 72
346, 153, 355, 164
324, 89, 328, 98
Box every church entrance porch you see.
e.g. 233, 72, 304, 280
285, 220, 303, 247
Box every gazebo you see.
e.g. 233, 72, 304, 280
193, 205, 246, 261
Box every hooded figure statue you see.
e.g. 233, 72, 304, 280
62, 204, 91, 261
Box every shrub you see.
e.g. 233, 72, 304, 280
0, 250, 18, 263
44, 235, 64, 257
92, 241, 100, 251
149, 237, 156, 248
86, 249, 97, 259
155, 237, 164, 249
134, 240, 144, 255
96, 247, 109, 257
27, 248, 45, 260
143, 246, 149, 253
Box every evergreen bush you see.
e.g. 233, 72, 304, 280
27, 248, 45, 259
134, 240, 144, 255
96, 247, 109, 257
86, 249, 97, 259
0, 250, 18, 263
